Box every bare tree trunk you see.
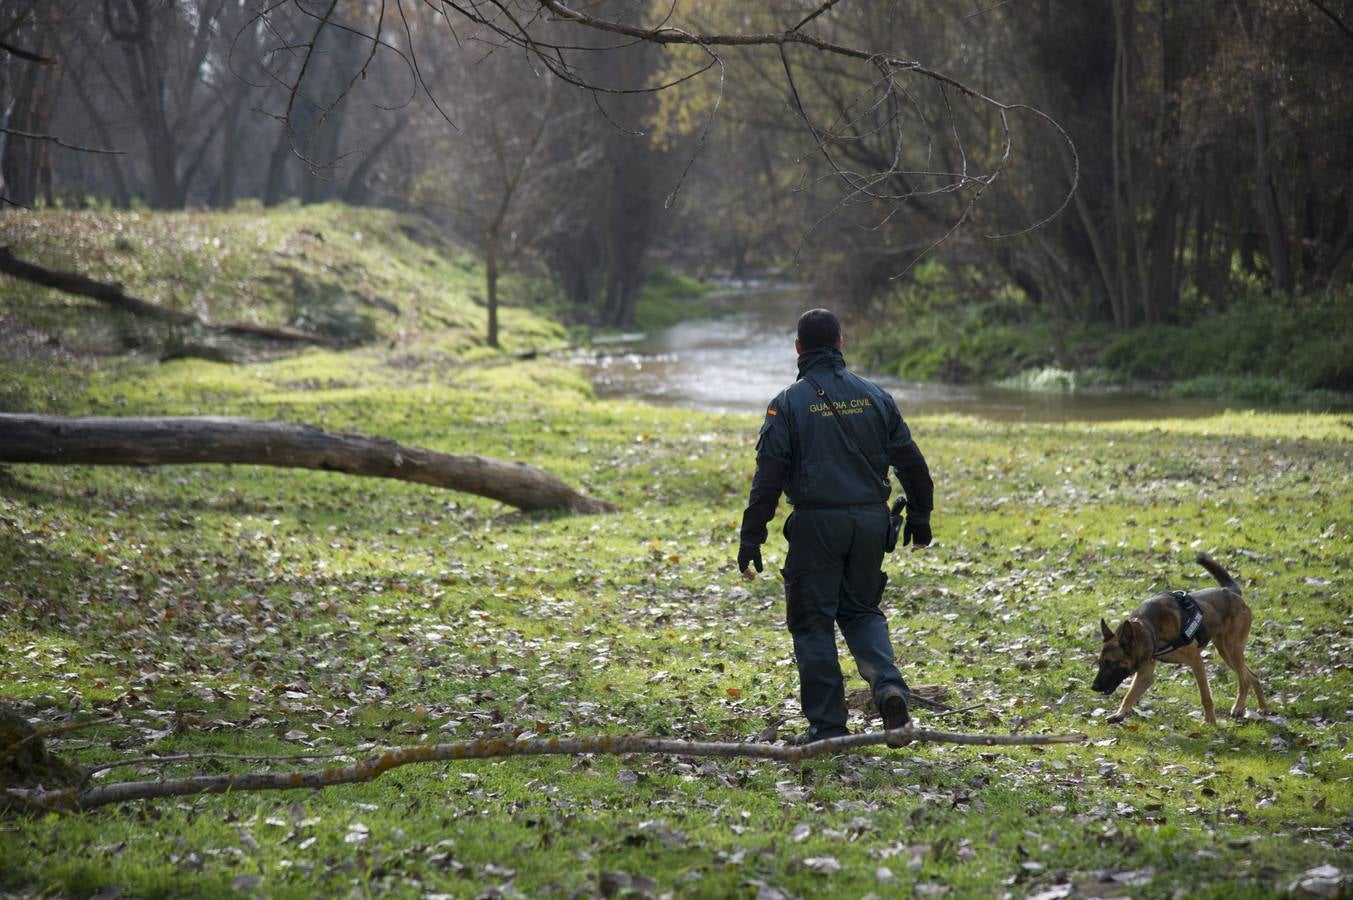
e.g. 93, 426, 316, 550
213, 87, 245, 209
1067, 152, 1120, 322
1110, 0, 1132, 329
1252, 101, 1293, 294
1, 32, 54, 207
263, 126, 291, 207
343, 117, 405, 206
1145, 180, 1180, 323
0, 415, 616, 514
485, 232, 500, 348
116, 3, 182, 209
64, 64, 132, 208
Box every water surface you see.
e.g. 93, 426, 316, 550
581, 288, 1275, 422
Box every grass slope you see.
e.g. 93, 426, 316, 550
1, 208, 1351, 898
0, 203, 562, 365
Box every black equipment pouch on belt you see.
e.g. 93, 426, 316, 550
802, 375, 903, 553
885, 498, 905, 553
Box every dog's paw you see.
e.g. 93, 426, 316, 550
1106, 713, 1127, 724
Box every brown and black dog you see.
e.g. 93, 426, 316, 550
1093, 552, 1269, 724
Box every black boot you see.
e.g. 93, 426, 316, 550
879, 689, 911, 748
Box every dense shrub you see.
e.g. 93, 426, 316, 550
858, 265, 1350, 402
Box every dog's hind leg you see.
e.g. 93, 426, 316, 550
1108, 660, 1156, 724
1215, 609, 1269, 717
1227, 646, 1269, 717
1246, 663, 1269, 715
1235, 659, 1269, 716
1211, 636, 1248, 717
1182, 647, 1217, 724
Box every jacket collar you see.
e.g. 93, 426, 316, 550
796, 346, 845, 379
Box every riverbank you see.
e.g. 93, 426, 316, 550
3, 331, 1352, 895
848, 269, 1353, 408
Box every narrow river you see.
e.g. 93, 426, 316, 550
581, 286, 1249, 422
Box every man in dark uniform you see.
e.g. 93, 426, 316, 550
737, 308, 934, 745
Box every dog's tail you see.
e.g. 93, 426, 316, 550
1197, 552, 1241, 596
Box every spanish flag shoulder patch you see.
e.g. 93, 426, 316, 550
766, 407, 777, 416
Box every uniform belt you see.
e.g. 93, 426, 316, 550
792, 501, 887, 511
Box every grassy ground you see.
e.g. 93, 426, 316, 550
2, 208, 1351, 897
2, 345, 1350, 898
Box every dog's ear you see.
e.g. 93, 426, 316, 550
1117, 621, 1135, 647
1100, 619, 1114, 642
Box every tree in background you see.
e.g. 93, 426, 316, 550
411, 50, 594, 346
5, 0, 1349, 344
992, 0, 1353, 324
1, 1, 76, 208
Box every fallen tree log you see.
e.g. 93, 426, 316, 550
3, 727, 1087, 814
0, 414, 616, 514
0, 246, 334, 346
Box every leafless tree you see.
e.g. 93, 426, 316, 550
250, 0, 1076, 283
1, 1, 127, 208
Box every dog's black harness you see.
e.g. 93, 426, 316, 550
1152, 591, 1210, 657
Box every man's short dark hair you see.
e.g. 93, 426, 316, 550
797, 308, 841, 351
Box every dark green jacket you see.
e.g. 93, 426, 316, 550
740, 347, 933, 546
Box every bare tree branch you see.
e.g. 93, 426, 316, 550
529, 0, 1076, 261
5, 727, 1086, 814
0, 37, 54, 63
1309, 0, 1353, 44
793, 0, 848, 33
254, 0, 1076, 274
0, 126, 123, 155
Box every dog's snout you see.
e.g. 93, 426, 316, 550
1091, 669, 1126, 694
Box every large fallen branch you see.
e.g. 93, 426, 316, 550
0, 246, 333, 345
0, 414, 616, 514
4, 727, 1086, 814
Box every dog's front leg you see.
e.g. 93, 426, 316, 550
1107, 660, 1155, 724
1182, 649, 1217, 724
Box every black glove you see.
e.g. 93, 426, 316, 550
738, 543, 763, 573
903, 519, 931, 547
